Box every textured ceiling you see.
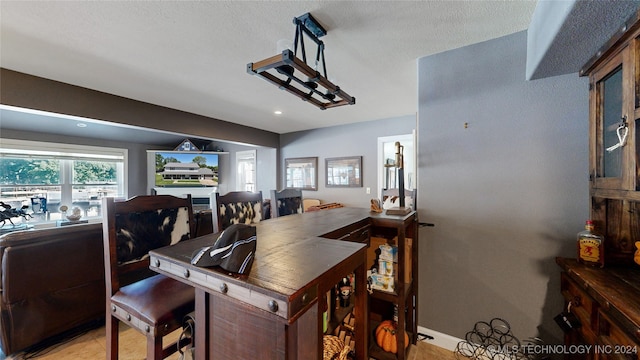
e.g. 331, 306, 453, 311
0, 0, 537, 138
527, 0, 640, 80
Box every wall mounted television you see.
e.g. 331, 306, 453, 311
153, 151, 219, 188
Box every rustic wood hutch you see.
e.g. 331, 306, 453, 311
556, 10, 640, 360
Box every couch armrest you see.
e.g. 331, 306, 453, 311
0, 223, 105, 354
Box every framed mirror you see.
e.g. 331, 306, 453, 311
285, 157, 318, 191
326, 156, 362, 187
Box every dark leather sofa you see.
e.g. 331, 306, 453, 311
0, 223, 105, 355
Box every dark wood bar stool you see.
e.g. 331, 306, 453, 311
102, 195, 196, 360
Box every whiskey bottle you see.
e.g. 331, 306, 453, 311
577, 220, 604, 268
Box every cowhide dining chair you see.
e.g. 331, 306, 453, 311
102, 195, 195, 360
212, 191, 263, 233
381, 188, 416, 210
270, 189, 303, 218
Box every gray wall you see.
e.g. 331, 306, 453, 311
0, 69, 279, 201
418, 31, 589, 344
280, 116, 416, 208
0, 69, 280, 148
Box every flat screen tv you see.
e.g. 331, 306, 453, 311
154, 151, 219, 187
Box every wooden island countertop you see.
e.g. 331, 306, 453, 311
149, 207, 417, 359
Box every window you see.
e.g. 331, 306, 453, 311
0, 139, 127, 226
236, 150, 256, 191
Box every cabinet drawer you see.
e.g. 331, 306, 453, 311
598, 310, 640, 360
322, 220, 371, 244
339, 225, 370, 243
561, 272, 598, 333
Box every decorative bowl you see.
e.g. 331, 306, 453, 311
66, 206, 83, 221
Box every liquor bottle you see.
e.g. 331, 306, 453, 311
577, 220, 604, 267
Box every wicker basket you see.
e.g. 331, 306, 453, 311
323, 335, 350, 360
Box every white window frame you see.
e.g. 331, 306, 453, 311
377, 133, 416, 199
0, 138, 128, 225
236, 150, 257, 192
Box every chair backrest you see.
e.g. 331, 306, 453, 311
381, 188, 416, 210
212, 191, 263, 233
270, 189, 303, 218
102, 195, 195, 296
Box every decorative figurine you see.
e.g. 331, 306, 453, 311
370, 198, 383, 213
336, 277, 352, 308
0, 202, 32, 227
66, 206, 83, 222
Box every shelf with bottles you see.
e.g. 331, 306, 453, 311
322, 273, 359, 359
324, 291, 356, 335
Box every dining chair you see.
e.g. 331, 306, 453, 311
270, 189, 303, 218
381, 188, 416, 210
102, 195, 196, 360
193, 209, 214, 237
212, 191, 263, 232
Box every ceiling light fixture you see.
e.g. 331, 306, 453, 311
247, 13, 355, 110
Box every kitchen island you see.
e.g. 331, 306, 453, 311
150, 207, 386, 359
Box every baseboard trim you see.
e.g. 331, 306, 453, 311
417, 326, 462, 352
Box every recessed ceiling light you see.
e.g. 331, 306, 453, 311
274, 110, 283, 115
76, 123, 87, 128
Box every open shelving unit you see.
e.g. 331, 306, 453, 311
367, 211, 419, 360
319, 209, 419, 360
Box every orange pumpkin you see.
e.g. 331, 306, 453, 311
375, 320, 409, 353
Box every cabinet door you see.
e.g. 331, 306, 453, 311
590, 47, 635, 190
597, 309, 640, 360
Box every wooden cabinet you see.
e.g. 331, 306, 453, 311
557, 10, 640, 360
583, 11, 640, 266
557, 258, 640, 360
367, 212, 419, 360
560, 270, 597, 357
589, 46, 630, 191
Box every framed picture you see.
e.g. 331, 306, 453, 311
285, 157, 318, 191
326, 156, 362, 187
